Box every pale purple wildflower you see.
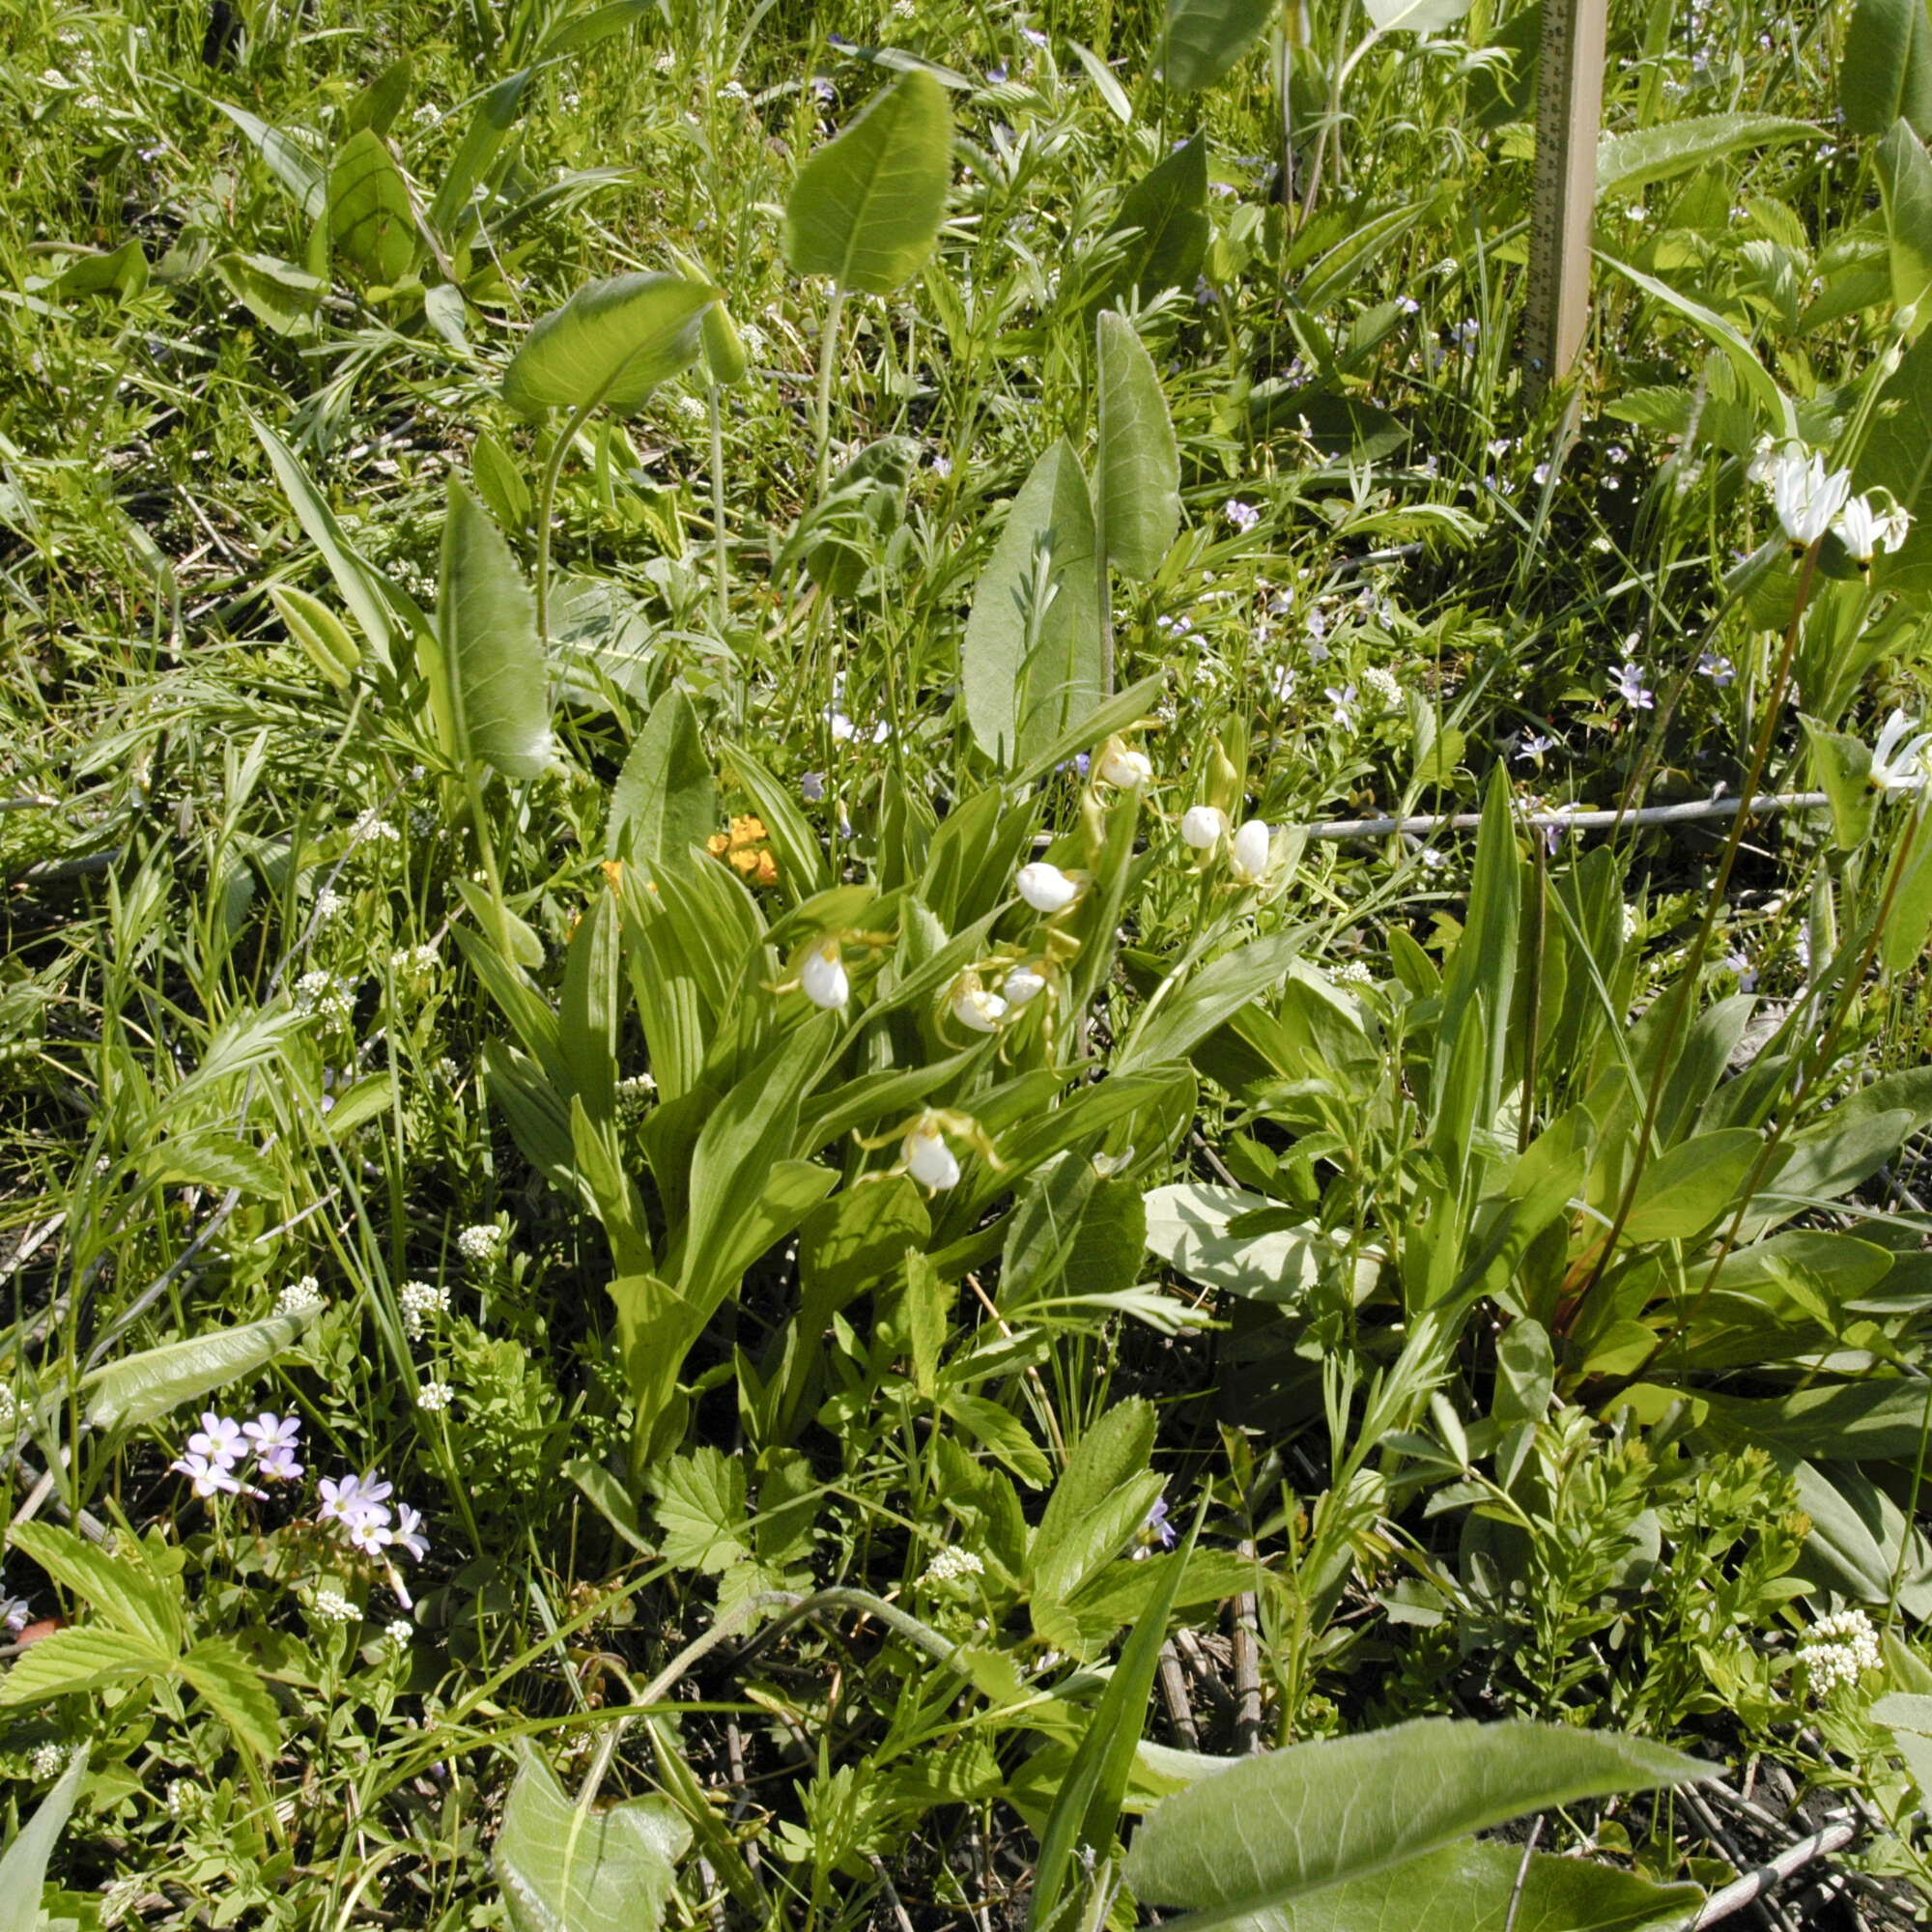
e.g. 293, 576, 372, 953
1612, 663, 1654, 710
171, 1452, 242, 1498
242, 1412, 303, 1482
391, 1503, 430, 1563
1697, 651, 1734, 687
187, 1411, 245, 1471
319, 1471, 393, 1526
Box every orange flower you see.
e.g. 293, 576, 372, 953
601, 859, 623, 893
706, 816, 779, 885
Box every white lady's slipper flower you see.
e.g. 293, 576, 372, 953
1180, 805, 1227, 851
1770, 449, 1852, 548
1096, 743, 1153, 789
1015, 863, 1080, 914
1230, 818, 1272, 885
1871, 709, 1932, 791
1003, 963, 1047, 1007
952, 981, 1009, 1033
904, 1122, 961, 1191
801, 936, 849, 1010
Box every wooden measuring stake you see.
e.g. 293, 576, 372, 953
1522, 0, 1609, 403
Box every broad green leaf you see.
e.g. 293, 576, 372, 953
1362, 0, 1474, 31
1013, 669, 1169, 788
0, 1747, 89, 1932
251, 418, 400, 667
1090, 137, 1208, 315
651, 1446, 752, 1573
1622, 1128, 1762, 1243
1694, 1377, 1932, 1462
329, 128, 416, 284
179, 1636, 283, 1760
1142, 1183, 1333, 1304
270, 584, 360, 689
1862, 295, 1932, 595
212, 101, 327, 216
607, 686, 716, 865
1596, 114, 1820, 199
1029, 1502, 1200, 1928
1843, 0, 1932, 138
1031, 1401, 1163, 1614
1883, 829, 1932, 975
211, 251, 327, 339
1802, 714, 1878, 850
427, 69, 530, 241
961, 438, 1100, 768
502, 273, 714, 417
495, 1741, 691, 1932
80, 1313, 312, 1433
436, 480, 554, 781
0, 1627, 164, 1707
1878, 119, 1932, 323
905, 1247, 947, 1399
1123, 1719, 1709, 1915
345, 53, 412, 137
1095, 312, 1180, 582
53, 238, 148, 300
7, 1523, 184, 1655
143, 1127, 282, 1197
1228, 1838, 1702, 1932
1164, 0, 1277, 90
782, 71, 953, 295
1117, 931, 1308, 1074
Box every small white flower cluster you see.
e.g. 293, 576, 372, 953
1332, 960, 1375, 985
1362, 665, 1404, 710
416, 1379, 454, 1412
313, 887, 346, 924
922, 1546, 985, 1585
1796, 1607, 1882, 1695
318, 1470, 429, 1564
389, 943, 439, 979
29, 1742, 67, 1779
614, 1072, 656, 1121
294, 970, 355, 1022
399, 1278, 449, 1339
170, 1410, 302, 1496
387, 1617, 413, 1647
311, 1587, 359, 1625
276, 1274, 326, 1319
0, 1386, 22, 1441
165, 1777, 201, 1818
457, 1223, 506, 1270
352, 810, 402, 846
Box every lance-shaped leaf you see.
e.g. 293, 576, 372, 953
502, 272, 715, 418
1843, 0, 1932, 139
1122, 1719, 1711, 1917
1096, 311, 1180, 581
783, 71, 953, 294
0, 1747, 90, 1932
961, 438, 1100, 767
81, 1313, 314, 1434
1089, 136, 1208, 314
436, 481, 554, 779
329, 128, 417, 283
1164, 0, 1278, 91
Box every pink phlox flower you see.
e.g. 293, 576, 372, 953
242, 1412, 303, 1482
318, 1470, 392, 1524
390, 1503, 429, 1563
172, 1452, 242, 1498
186, 1411, 245, 1470
342, 1501, 394, 1557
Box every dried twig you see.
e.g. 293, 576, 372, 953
1689, 1821, 1856, 1929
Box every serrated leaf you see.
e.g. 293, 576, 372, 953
81, 1314, 312, 1433
143, 1126, 282, 1197
436, 480, 553, 780
7, 1523, 184, 1655
1164, 0, 1277, 90
502, 273, 714, 417
1596, 114, 1820, 199
1095, 311, 1179, 582
179, 1636, 283, 1760
495, 1742, 691, 1932
1123, 1719, 1710, 1914
782, 71, 952, 294
0, 1627, 164, 1708
650, 1446, 752, 1574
